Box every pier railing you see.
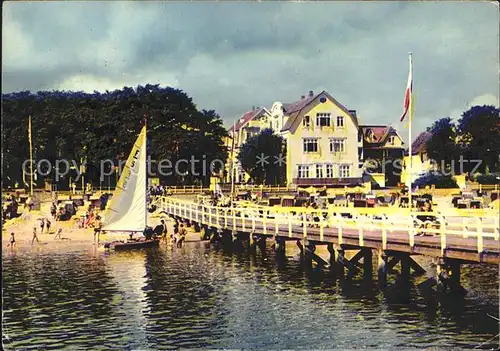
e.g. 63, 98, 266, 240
157, 196, 500, 263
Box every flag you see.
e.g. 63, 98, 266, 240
400, 54, 413, 122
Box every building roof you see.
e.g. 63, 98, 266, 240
282, 95, 316, 114
403, 131, 433, 155
359, 125, 404, 146
281, 91, 358, 133
360, 125, 391, 143
410, 131, 433, 155
228, 107, 270, 133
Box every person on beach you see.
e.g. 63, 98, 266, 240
32, 226, 40, 244
176, 224, 187, 248
93, 216, 102, 243
50, 203, 57, 218
9, 232, 15, 249
158, 220, 168, 243
40, 218, 45, 233
54, 228, 63, 239
45, 218, 51, 233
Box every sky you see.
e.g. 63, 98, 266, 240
2, 1, 499, 141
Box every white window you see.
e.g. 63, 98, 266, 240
330, 138, 345, 153
303, 138, 319, 153
337, 116, 345, 128
298, 165, 310, 178
388, 135, 396, 145
316, 164, 324, 178
303, 115, 311, 128
326, 164, 334, 178
316, 113, 331, 127
339, 165, 351, 178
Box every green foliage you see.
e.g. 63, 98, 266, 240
425, 117, 458, 172
237, 128, 286, 185
2, 85, 228, 188
414, 173, 458, 189
458, 105, 500, 173
473, 173, 500, 185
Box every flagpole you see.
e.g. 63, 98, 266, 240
230, 120, 236, 202
408, 52, 413, 209
28, 115, 34, 197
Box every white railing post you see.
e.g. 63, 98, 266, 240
494, 215, 499, 241
440, 215, 446, 256
275, 210, 279, 234
263, 210, 267, 235
232, 207, 236, 231
252, 210, 256, 232
382, 218, 387, 251
320, 210, 324, 242
302, 209, 307, 239
224, 208, 228, 229
242, 209, 246, 232
216, 206, 220, 228
358, 214, 364, 247
337, 213, 343, 245
409, 214, 415, 248
201, 204, 205, 224
476, 217, 483, 254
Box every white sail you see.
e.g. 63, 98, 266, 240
102, 126, 147, 232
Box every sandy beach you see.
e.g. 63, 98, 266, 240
2, 200, 194, 253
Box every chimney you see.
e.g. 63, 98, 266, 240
301, 95, 305, 99
309, 90, 314, 97
349, 110, 357, 118
252, 105, 256, 111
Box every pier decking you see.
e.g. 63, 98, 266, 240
158, 196, 499, 264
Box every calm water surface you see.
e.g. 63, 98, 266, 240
3, 242, 499, 350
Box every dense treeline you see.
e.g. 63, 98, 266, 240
426, 105, 500, 177
2, 85, 228, 189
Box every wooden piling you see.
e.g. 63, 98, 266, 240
327, 243, 337, 275
400, 254, 411, 282
362, 248, 373, 280
377, 250, 387, 288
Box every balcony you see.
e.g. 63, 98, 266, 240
292, 177, 363, 186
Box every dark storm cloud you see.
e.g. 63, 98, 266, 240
2, 1, 498, 140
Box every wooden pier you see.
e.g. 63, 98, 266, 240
157, 196, 499, 291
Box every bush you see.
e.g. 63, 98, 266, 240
414, 173, 458, 189
473, 173, 500, 185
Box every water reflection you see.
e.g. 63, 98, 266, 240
2, 242, 499, 349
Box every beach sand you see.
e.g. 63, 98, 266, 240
2, 201, 198, 253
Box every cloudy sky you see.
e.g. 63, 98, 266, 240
3, 1, 498, 140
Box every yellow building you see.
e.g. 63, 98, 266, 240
401, 131, 435, 186
225, 90, 405, 189
277, 90, 363, 186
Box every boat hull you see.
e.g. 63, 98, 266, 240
106, 239, 160, 251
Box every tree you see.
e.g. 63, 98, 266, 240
458, 105, 500, 173
237, 128, 286, 185
2, 85, 228, 188
425, 117, 458, 172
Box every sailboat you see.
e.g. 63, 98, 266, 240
101, 124, 160, 250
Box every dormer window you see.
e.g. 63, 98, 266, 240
389, 135, 396, 145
